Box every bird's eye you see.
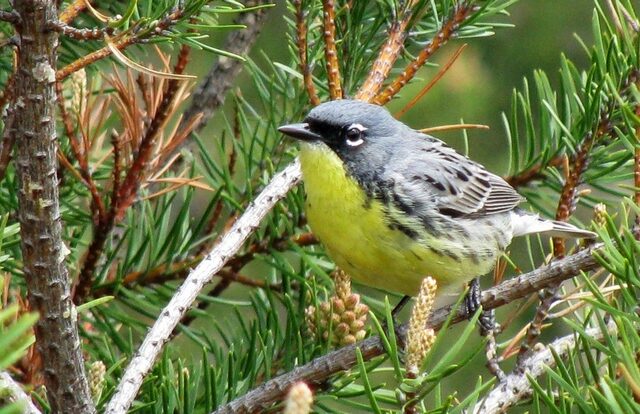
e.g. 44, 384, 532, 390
345, 123, 366, 147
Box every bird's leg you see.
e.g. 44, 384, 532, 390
392, 295, 411, 319
381, 295, 412, 349
464, 278, 495, 333
465, 278, 506, 381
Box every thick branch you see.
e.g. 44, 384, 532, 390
104, 160, 302, 414
10, 1, 95, 412
213, 243, 603, 413
473, 321, 616, 414
0, 371, 42, 414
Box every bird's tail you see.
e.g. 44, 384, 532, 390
511, 210, 597, 239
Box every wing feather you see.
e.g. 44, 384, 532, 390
386, 135, 523, 219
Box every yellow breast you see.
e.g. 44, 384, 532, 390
298, 143, 496, 296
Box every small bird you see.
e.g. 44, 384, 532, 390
279, 100, 595, 298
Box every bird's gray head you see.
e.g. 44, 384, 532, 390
278, 100, 404, 158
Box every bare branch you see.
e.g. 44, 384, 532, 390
473, 321, 617, 414
0, 371, 42, 414
104, 160, 303, 414
213, 243, 603, 413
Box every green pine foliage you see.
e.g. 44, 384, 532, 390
0, 0, 639, 412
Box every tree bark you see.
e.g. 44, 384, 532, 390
9, 1, 95, 412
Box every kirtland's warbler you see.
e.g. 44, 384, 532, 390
279, 100, 596, 297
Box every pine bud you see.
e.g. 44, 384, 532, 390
284, 382, 313, 414
405, 277, 438, 375
89, 360, 106, 402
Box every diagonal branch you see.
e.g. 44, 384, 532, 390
0, 371, 42, 414
355, 0, 419, 102
56, 7, 185, 81
213, 243, 603, 414
373, 2, 474, 105
104, 160, 302, 414
59, 0, 88, 24
473, 320, 617, 414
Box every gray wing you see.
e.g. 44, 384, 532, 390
385, 136, 524, 218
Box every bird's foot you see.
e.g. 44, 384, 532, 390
465, 278, 506, 382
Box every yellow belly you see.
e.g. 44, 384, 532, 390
299, 143, 497, 296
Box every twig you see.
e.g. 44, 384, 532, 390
11, 1, 95, 412
473, 320, 617, 414
373, 3, 474, 106
0, 104, 15, 182
59, 0, 89, 24
293, 0, 320, 106
104, 160, 303, 414
0, 10, 20, 24
0, 371, 42, 414
322, 0, 342, 99
213, 243, 603, 413
56, 7, 184, 81
504, 155, 564, 188
47, 20, 111, 40
355, 0, 419, 102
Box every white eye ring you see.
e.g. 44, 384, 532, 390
345, 123, 366, 147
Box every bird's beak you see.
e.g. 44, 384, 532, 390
278, 123, 322, 142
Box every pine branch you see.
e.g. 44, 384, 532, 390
321, 0, 342, 99
0, 371, 42, 414
355, 0, 418, 102
10, 1, 95, 412
373, 2, 475, 105
214, 242, 603, 413
293, 0, 320, 106
472, 320, 617, 414
104, 160, 302, 414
